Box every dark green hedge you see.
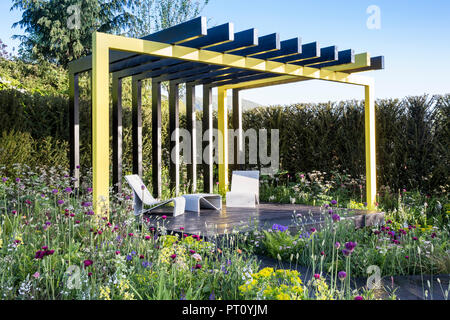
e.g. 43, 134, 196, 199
1, 86, 448, 194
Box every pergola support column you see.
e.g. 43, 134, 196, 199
69, 72, 80, 189
132, 77, 143, 178
152, 81, 162, 198
364, 83, 377, 210
112, 76, 123, 193
202, 85, 213, 193
169, 81, 180, 196
232, 89, 243, 171
92, 33, 110, 216
218, 87, 229, 194
186, 83, 197, 193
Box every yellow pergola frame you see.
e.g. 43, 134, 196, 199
91, 32, 377, 216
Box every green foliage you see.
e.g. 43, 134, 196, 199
11, 0, 139, 66
129, 0, 209, 37
242, 95, 450, 195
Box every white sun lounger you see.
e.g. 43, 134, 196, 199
125, 175, 186, 217
125, 175, 222, 216
226, 171, 260, 208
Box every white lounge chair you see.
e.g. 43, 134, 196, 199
183, 193, 222, 213
226, 171, 260, 208
125, 175, 222, 216
125, 175, 186, 217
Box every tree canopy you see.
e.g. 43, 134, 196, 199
11, 0, 209, 67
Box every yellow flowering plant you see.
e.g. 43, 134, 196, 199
239, 268, 305, 300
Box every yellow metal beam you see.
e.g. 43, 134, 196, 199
92, 33, 110, 218
89, 31, 378, 214
324, 53, 371, 72
93, 32, 372, 86
218, 87, 229, 194
364, 83, 377, 210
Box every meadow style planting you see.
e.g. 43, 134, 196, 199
0, 165, 448, 300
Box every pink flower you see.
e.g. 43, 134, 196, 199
354, 295, 364, 300
145, 235, 151, 240
162, 215, 167, 220
314, 274, 321, 279
33, 272, 40, 279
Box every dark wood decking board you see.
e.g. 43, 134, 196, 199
145, 202, 385, 237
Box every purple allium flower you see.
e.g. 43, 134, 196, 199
64, 187, 72, 193
76, 165, 81, 169
52, 189, 58, 194
2, 177, 7, 182
141, 185, 145, 190
338, 271, 347, 280
15, 178, 20, 183
328, 209, 334, 215
142, 261, 151, 268
57, 199, 64, 205
87, 187, 93, 193
126, 255, 133, 261
45, 221, 52, 226
330, 200, 337, 205
332, 214, 340, 222
335, 242, 341, 249
209, 291, 215, 300
345, 241, 357, 251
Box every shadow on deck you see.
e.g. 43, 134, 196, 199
145, 202, 384, 237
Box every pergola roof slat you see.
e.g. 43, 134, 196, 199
231, 33, 280, 56
69, 16, 384, 86
207, 28, 258, 53
252, 37, 302, 60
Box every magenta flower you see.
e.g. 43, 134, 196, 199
313, 274, 320, 279
335, 242, 341, 249
354, 296, 364, 300
162, 215, 167, 220
194, 264, 202, 269
170, 254, 177, 259
413, 236, 418, 241
145, 235, 151, 240
338, 271, 347, 280
83, 260, 93, 268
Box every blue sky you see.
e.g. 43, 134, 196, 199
1, 0, 449, 104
